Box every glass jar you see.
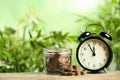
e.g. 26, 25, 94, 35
44, 48, 72, 74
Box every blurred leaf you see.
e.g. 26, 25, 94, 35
29, 31, 33, 38
63, 32, 69, 38
0, 30, 2, 37
111, 0, 117, 4
3, 51, 11, 58
4, 27, 16, 35
113, 42, 120, 48
36, 17, 46, 25
36, 30, 41, 38
36, 41, 45, 47
29, 31, 35, 48
115, 26, 120, 33
32, 21, 38, 28
18, 17, 25, 24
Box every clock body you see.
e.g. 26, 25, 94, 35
76, 37, 112, 72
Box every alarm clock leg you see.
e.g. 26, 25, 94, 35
103, 68, 107, 73
82, 69, 88, 73
82, 69, 86, 71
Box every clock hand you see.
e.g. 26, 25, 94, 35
93, 43, 95, 52
93, 45, 96, 56
88, 44, 93, 52
93, 45, 94, 51
88, 44, 96, 56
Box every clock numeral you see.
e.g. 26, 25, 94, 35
93, 41, 96, 45
103, 46, 106, 50
105, 53, 108, 57
83, 58, 86, 62
103, 59, 106, 62
81, 53, 84, 56
84, 47, 87, 50
99, 63, 102, 67
93, 64, 96, 68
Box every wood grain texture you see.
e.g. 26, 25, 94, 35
0, 71, 119, 80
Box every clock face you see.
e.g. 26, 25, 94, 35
76, 37, 112, 71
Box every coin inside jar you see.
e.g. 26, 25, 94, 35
58, 55, 69, 64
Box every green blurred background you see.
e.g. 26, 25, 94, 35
0, 0, 103, 34
0, 0, 120, 72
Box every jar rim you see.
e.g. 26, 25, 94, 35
43, 48, 72, 55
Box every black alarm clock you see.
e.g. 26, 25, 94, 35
76, 24, 113, 73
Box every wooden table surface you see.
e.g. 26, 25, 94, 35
0, 71, 119, 80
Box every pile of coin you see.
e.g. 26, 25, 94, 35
60, 65, 86, 76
